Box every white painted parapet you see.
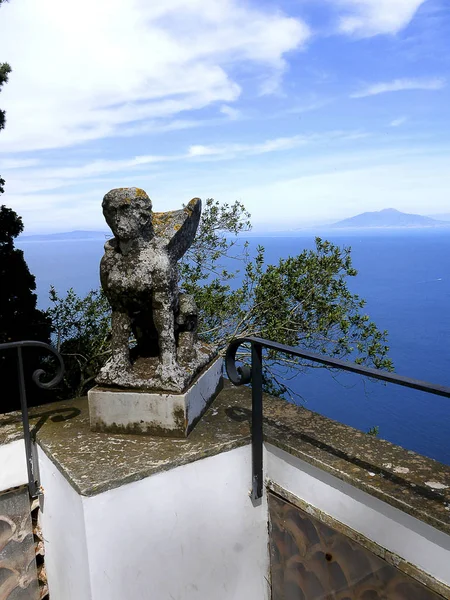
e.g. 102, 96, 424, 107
39, 445, 269, 600
38, 452, 92, 599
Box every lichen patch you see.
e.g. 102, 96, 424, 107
425, 481, 449, 490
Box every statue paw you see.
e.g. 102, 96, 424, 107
97, 356, 131, 384
156, 361, 187, 389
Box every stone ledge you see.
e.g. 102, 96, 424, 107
2, 382, 449, 537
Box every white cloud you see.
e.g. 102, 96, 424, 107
4, 154, 179, 195
220, 105, 242, 120
390, 116, 408, 127
285, 98, 332, 115
187, 131, 366, 160
187, 137, 305, 158
258, 71, 285, 97
3, 130, 368, 197
0, 0, 309, 152
187, 145, 223, 158
331, 0, 427, 37
351, 77, 446, 98
0, 158, 40, 169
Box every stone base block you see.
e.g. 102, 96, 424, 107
88, 357, 223, 437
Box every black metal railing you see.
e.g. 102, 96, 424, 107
225, 336, 450, 500
0, 341, 64, 497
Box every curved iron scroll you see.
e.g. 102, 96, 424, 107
224, 338, 252, 386
225, 336, 450, 500
0, 341, 65, 497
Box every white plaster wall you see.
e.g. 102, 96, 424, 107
36, 437, 450, 599
265, 442, 450, 588
38, 451, 92, 600
83, 444, 269, 600
0, 439, 28, 492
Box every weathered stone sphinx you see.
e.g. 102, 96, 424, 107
96, 187, 216, 393
89, 188, 222, 437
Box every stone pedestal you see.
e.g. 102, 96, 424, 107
88, 357, 223, 437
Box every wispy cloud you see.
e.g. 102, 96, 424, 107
220, 105, 242, 121
4, 130, 367, 197
185, 131, 367, 159
330, 0, 427, 37
284, 98, 333, 115
0, 0, 310, 153
5, 155, 180, 195
0, 158, 40, 169
13, 146, 450, 232
390, 116, 408, 127
351, 77, 446, 98
187, 136, 306, 158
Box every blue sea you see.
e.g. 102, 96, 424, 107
17, 230, 450, 465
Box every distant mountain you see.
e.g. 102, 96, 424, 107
332, 208, 449, 229
20, 230, 109, 241
428, 213, 450, 222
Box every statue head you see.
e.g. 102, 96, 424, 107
102, 188, 154, 242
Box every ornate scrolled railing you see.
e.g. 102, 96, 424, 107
0, 341, 65, 497
225, 336, 450, 500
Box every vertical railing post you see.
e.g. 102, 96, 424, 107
251, 342, 263, 500
16, 346, 39, 497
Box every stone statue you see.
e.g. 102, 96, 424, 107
96, 188, 216, 393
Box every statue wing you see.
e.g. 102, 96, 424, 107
152, 198, 201, 261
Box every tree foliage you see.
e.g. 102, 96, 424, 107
0, 208, 50, 340
0, 207, 52, 411
47, 287, 111, 399
47, 199, 392, 401
1, 0, 12, 194
0, 62, 10, 131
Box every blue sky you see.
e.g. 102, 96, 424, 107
0, 0, 449, 232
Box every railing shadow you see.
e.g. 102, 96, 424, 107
225, 405, 448, 505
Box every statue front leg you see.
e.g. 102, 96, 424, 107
111, 310, 132, 367
153, 290, 176, 367
153, 289, 186, 389
97, 310, 131, 385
